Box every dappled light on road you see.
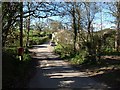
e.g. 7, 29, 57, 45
27, 43, 108, 89
45, 72, 88, 78
58, 80, 75, 88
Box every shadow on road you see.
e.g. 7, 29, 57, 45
28, 59, 108, 89
27, 44, 111, 89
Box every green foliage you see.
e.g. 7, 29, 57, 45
54, 28, 120, 66
24, 30, 49, 46
54, 44, 74, 58
70, 50, 88, 65
54, 44, 63, 54
104, 47, 114, 52
3, 28, 48, 86
4, 28, 49, 47
23, 53, 31, 61
39, 31, 47, 37
101, 51, 120, 56
3, 28, 50, 88
29, 36, 49, 45
3, 47, 18, 58
2, 2, 21, 47
4, 47, 17, 54
5, 29, 20, 47
3, 47, 32, 88
54, 44, 90, 65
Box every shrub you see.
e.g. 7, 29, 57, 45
23, 53, 31, 62
29, 36, 49, 45
54, 44, 63, 55
3, 47, 32, 88
70, 50, 88, 65
54, 44, 74, 58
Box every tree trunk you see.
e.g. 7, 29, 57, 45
20, 2, 23, 47
72, 5, 77, 53
115, 2, 120, 52
26, 3, 30, 48
20, 2, 23, 61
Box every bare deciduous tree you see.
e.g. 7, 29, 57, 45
106, 2, 120, 51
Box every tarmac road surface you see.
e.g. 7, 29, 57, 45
27, 43, 108, 89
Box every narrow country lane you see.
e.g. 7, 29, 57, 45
27, 43, 108, 89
